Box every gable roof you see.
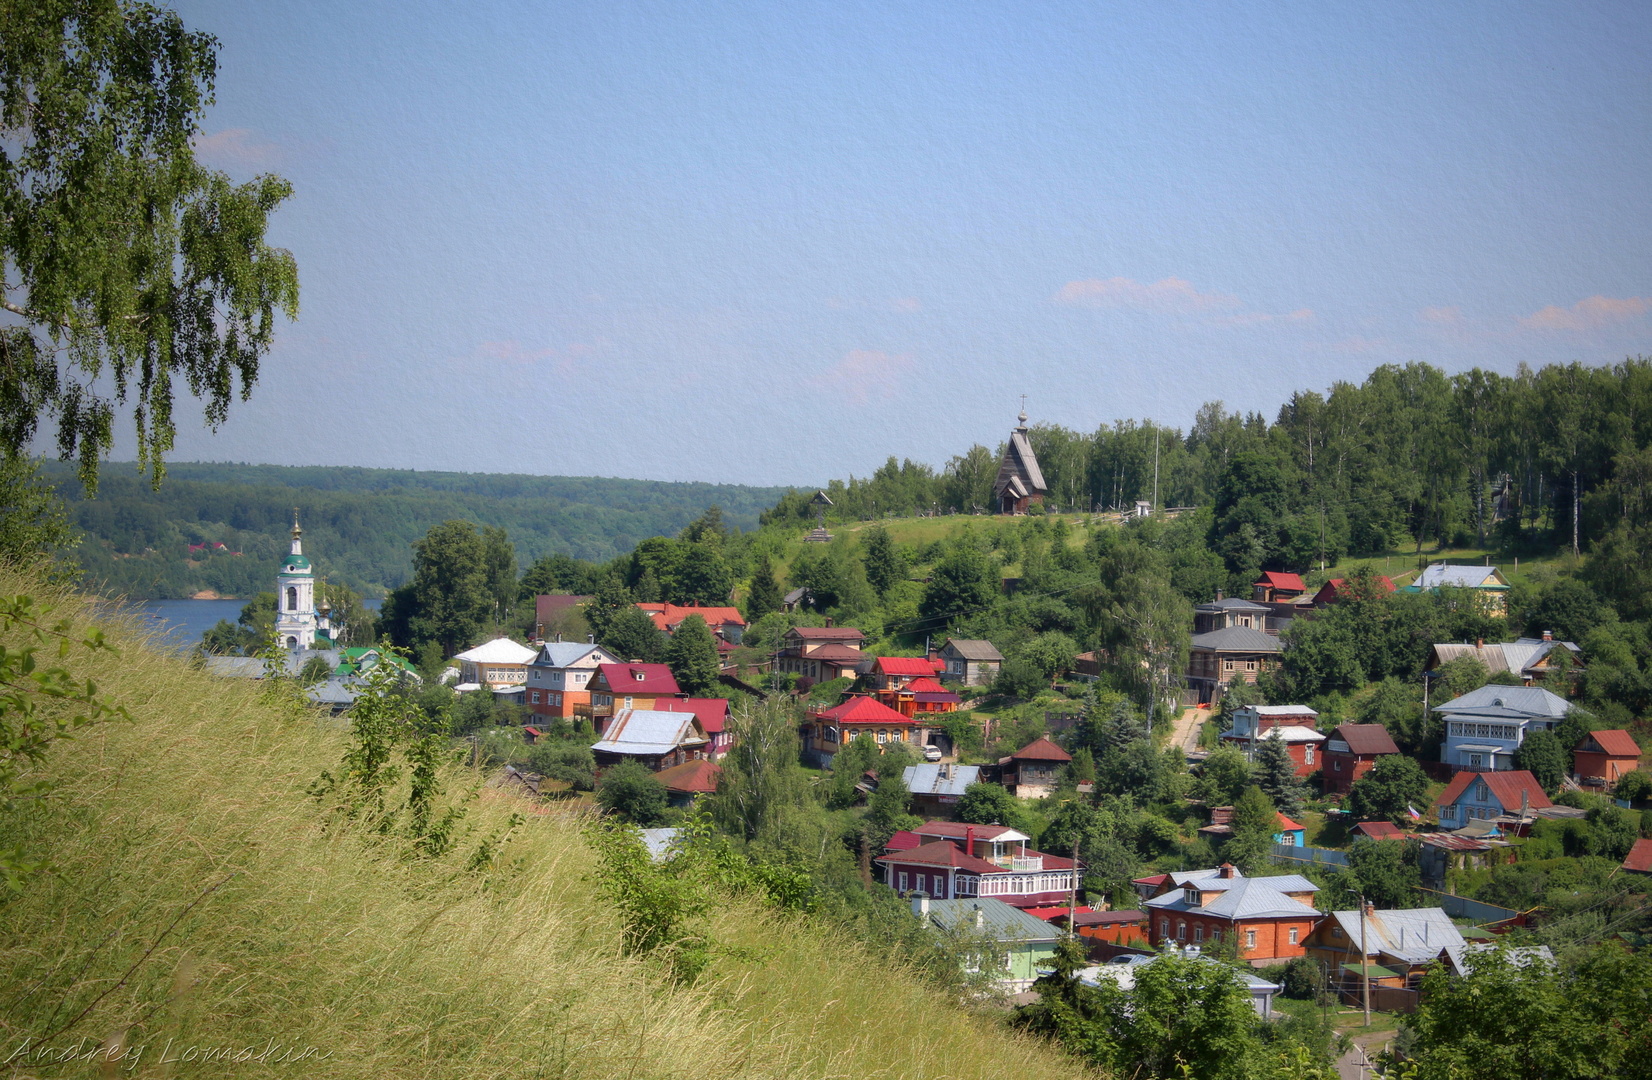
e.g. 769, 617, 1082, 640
1415, 563, 1507, 589
1311, 576, 1397, 605
653, 758, 722, 794
653, 697, 731, 735
1324, 907, 1465, 963
1435, 769, 1553, 813
1579, 729, 1640, 757
817, 695, 915, 724
1332, 724, 1401, 756
925, 898, 1061, 943
1254, 571, 1307, 593
1195, 597, 1271, 613
903, 763, 982, 798
591, 709, 708, 756
786, 626, 866, 641
453, 638, 537, 665
1433, 684, 1571, 720
876, 839, 1002, 874
876, 656, 937, 677
1221, 725, 1326, 744
907, 676, 951, 694
994, 425, 1049, 501
1010, 736, 1072, 762
1622, 837, 1652, 874
1275, 811, 1306, 833
1145, 875, 1320, 920
942, 639, 1005, 661
912, 821, 1031, 844
802, 643, 868, 663
1190, 626, 1283, 653
533, 641, 611, 668
594, 663, 681, 695
1354, 821, 1406, 841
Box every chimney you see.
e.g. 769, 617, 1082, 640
1218, 862, 1235, 879
825, 616, 834, 628
1364, 901, 1376, 920
587, 634, 595, 644
1543, 629, 1553, 642
1215, 588, 1224, 601
1475, 638, 1483, 649
966, 825, 976, 859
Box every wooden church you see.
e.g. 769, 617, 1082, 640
993, 410, 1049, 514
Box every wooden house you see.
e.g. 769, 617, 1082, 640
636, 603, 747, 643
653, 758, 722, 808
1303, 905, 1465, 1002
452, 637, 537, 691
803, 694, 922, 765
1435, 769, 1551, 830
1310, 576, 1396, 606
590, 708, 709, 771
581, 662, 683, 730
653, 698, 733, 760
939, 638, 1005, 686
1323, 723, 1401, 794
1404, 563, 1510, 615
877, 822, 1082, 908
776, 626, 867, 683
999, 736, 1072, 798
1252, 571, 1307, 603
915, 897, 1062, 993
1187, 598, 1283, 701
1425, 632, 1584, 687
992, 411, 1049, 514
1572, 729, 1641, 789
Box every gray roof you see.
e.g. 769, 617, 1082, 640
1431, 639, 1581, 678
1007, 430, 1048, 493
925, 898, 1060, 943
1325, 907, 1465, 964
944, 639, 1005, 661
1195, 597, 1271, 612
640, 827, 682, 862
201, 656, 266, 678
903, 763, 982, 798
591, 709, 708, 757
1079, 956, 1280, 995
307, 677, 359, 707
1146, 873, 1319, 920
1433, 684, 1572, 719
1190, 626, 1282, 653
1416, 564, 1506, 589
533, 642, 609, 668
1440, 942, 1555, 974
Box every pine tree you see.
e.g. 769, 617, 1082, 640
862, 525, 903, 597
1253, 733, 1306, 817
745, 553, 783, 621
1224, 785, 1277, 873
664, 614, 722, 697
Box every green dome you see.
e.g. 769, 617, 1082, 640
281, 556, 312, 572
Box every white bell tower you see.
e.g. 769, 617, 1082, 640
274, 509, 317, 650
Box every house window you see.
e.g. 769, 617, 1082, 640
530, 691, 540, 704
1469, 754, 1483, 769
1211, 930, 1221, 944
1289, 927, 1299, 945
1160, 919, 1170, 938
897, 872, 908, 892
550, 692, 561, 706
624, 696, 634, 709
1177, 921, 1187, 941
1194, 926, 1204, 943
1305, 746, 1315, 766
1334, 760, 1343, 771
1333, 927, 1343, 939
1245, 930, 1256, 949
1245, 660, 1257, 672
877, 730, 888, 744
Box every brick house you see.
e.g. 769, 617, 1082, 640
1140, 865, 1321, 966
525, 641, 618, 722
1322, 723, 1401, 794
1572, 729, 1641, 789
1220, 705, 1326, 777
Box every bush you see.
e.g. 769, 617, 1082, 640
596, 759, 671, 826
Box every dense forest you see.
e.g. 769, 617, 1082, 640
43, 462, 794, 598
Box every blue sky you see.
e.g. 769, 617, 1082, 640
141, 0, 1652, 486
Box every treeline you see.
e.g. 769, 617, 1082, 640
767, 359, 1652, 590
44, 461, 793, 598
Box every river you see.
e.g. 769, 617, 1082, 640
131, 598, 250, 652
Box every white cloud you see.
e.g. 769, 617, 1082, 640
1518, 295, 1652, 331
1052, 276, 1241, 312
811, 349, 913, 405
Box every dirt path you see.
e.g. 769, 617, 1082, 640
1171, 706, 1211, 757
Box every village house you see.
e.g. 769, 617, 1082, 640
651, 697, 733, 759
802, 694, 922, 766
590, 708, 709, 771
581, 662, 683, 731
1139, 865, 1321, 966
902, 762, 981, 817
939, 638, 1005, 686
653, 758, 722, 808
1572, 729, 1642, 788
1082, 954, 1282, 1017
1252, 571, 1307, 604
878, 822, 1082, 908
1435, 768, 1551, 830
1303, 905, 1466, 1004
914, 896, 1062, 993
452, 637, 537, 691
1404, 563, 1511, 615
993, 410, 1049, 514
776, 625, 868, 683
870, 658, 964, 717
1187, 597, 1282, 701
1310, 575, 1397, 607
1219, 705, 1325, 777
1436, 684, 1572, 772
636, 603, 747, 643
525, 641, 618, 722
1426, 632, 1584, 687
998, 736, 1072, 798
1322, 723, 1401, 794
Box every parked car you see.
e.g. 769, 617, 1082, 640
922, 744, 943, 762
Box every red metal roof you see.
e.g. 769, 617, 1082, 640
654, 697, 730, 734
1582, 729, 1642, 758
1436, 769, 1553, 813
653, 758, 722, 794
595, 663, 681, 696
1011, 736, 1073, 762
875, 840, 1003, 874
907, 676, 949, 693
1622, 838, 1652, 874
1353, 821, 1405, 841
1255, 571, 1307, 592
876, 656, 935, 676
818, 695, 916, 724
885, 830, 923, 851
636, 603, 747, 633
1275, 811, 1306, 833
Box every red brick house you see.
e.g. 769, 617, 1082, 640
1572, 729, 1641, 789
1140, 865, 1322, 966
1220, 705, 1326, 777
876, 822, 1081, 908
1323, 723, 1402, 794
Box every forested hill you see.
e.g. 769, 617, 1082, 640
45, 462, 799, 599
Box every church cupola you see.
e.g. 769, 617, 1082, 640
275, 509, 319, 650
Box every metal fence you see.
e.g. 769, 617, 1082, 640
1416, 889, 1519, 923
1270, 843, 1350, 867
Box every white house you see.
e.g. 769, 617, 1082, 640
1436, 684, 1571, 772
452, 637, 537, 691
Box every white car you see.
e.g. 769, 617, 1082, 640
922, 745, 943, 762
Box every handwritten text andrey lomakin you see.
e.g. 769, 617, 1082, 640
5, 1036, 333, 1069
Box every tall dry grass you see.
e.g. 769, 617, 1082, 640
0, 567, 1091, 1079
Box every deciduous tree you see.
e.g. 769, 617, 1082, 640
664, 614, 721, 697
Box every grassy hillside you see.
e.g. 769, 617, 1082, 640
44, 461, 801, 599
0, 566, 1086, 1079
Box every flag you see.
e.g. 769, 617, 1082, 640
1406, 804, 1421, 821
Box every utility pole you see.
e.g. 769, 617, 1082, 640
1152, 426, 1160, 513
1359, 894, 1371, 1026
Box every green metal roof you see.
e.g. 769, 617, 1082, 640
1341, 962, 1402, 978
281, 556, 312, 572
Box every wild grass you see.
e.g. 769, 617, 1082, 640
0, 565, 1090, 1079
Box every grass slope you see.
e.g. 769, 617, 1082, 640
0, 568, 1086, 1079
